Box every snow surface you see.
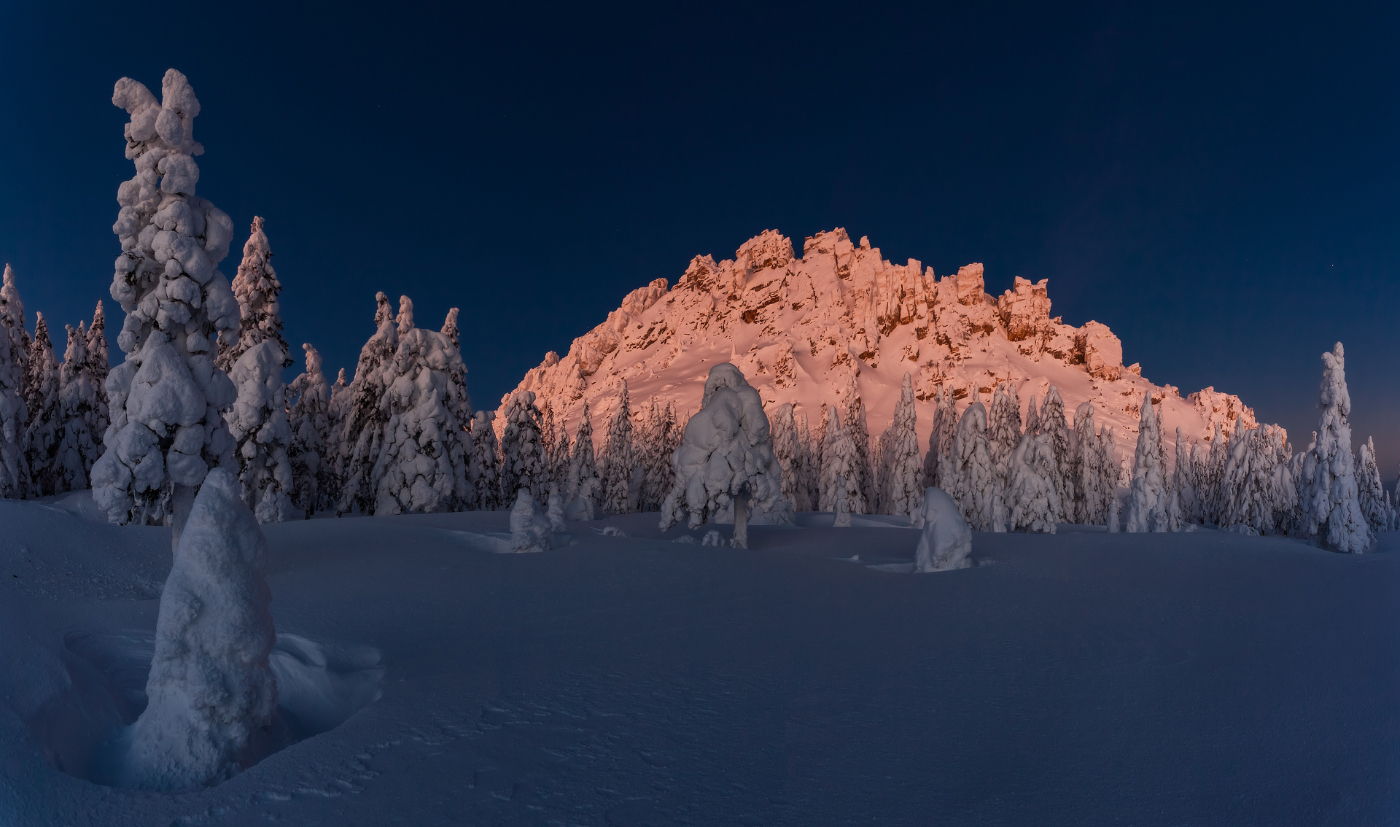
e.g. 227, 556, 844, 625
2, 493, 1399, 824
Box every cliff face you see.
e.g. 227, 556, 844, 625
500, 228, 1263, 469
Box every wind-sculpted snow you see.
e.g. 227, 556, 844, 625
912, 486, 973, 572
502, 227, 1269, 478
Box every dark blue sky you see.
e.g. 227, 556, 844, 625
1, 2, 1396, 467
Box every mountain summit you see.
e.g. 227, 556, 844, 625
499, 228, 1263, 469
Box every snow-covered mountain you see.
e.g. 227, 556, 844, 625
498, 228, 1265, 469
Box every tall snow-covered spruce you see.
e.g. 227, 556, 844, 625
659, 363, 788, 547
1299, 343, 1372, 553
879, 373, 922, 520
601, 381, 635, 514
1124, 394, 1174, 533
338, 292, 397, 515
93, 69, 239, 538
22, 313, 60, 495
0, 277, 26, 497
288, 343, 333, 516
52, 323, 101, 492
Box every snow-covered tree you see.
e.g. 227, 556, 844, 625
51, 323, 101, 493
509, 487, 555, 552
1070, 402, 1105, 525
818, 409, 864, 524
1024, 394, 1041, 437
1298, 343, 1372, 552
216, 216, 289, 373
1040, 386, 1072, 510
539, 400, 557, 489
1220, 426, 1297, 535
640, 400, 676, 512
22, 314, 61, 495
601, 382, 636, 514
771, 403, 802, 512
1006, 433, 1063, 533
1357, 436, 1387, 534
500, 389, 546, 502
797, 411, 818, 511
564, 402, 600, 519
1203, 424, 1227, 525
1124, 394, 1174, 532
323, 367, 349, 498
0, 296, 25, 498
659, 363, 787, 547
372, 300, 472, 515
987, 382, 1022, 483
123, 467, 275, 790
951, 402, 998, 531
225, 339, 295, 522
288, 343, 333, 517
337, 293, 398, 515
880, 373, 923, 519
1099, 425, 1121, 528
1, 264, 30, 407
93, 70, 240, 536
842, 376, 874, 506
922, 386, 956, 490
85, 301, 110, 445
469, 410, 502, 510
1171, 428, 1199, 526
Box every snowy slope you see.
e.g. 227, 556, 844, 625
2, 494, 1398, 825
501, 229, 1264, 470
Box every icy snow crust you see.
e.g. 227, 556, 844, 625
3, 494, 1400, 824
503, 228, 1266, 478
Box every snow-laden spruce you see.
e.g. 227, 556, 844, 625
1220, 426, 1297, 536
951, 401, 998, 531
1039, 387, 1073, 511
0, 264, 30, 407
564, 402, 601, 519
1006, 433, 1063, 533
225, 340, 295, 523
468, 410, 503, 510
123, 467, 276, 791
1101, 426, 1122, 531
841, 376, 874, 507
1203, 424, 1228, 525
879, 373, 923, 520
913, 487, 973, 572
770, 403, 802, 513
820, 409, 864, 525
22, 314, 60, 495
601, 382, 636, 514
797, 411, 818, 512
371, 299, 472, 515
1124, 394, 1175, 532
1356, 436, 1387, 534
93, 70, 240, 535
338, 293, 398, 515
0, 290, 25, 498
640, 400, 677, 512
500, 389, 547, 503
1298, 343, 1372, 553
288, 344, 333, 516
922, 386, 956, 490
987, 382, 1022, 484
86, 300, 111, 442
439, 307, 473, 449
217, 216, 289, 373
51, 324, 101, 493
659, 363, 788, 547
1171, 428, 1200, 526
1024, 394, 1041, 437
1070, 402, 1105, 525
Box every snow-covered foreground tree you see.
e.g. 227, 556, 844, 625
1071, 402, 1105, 525
1219, 426, 1297, 535
217, 216, 288, 372
921, 387, 956, 490
913, 487, 973, 572
122, 467, 276, 790
1124, 394, 1176, 532
1298, 343, 1372, 553
338, 293, 397, 515
509, 487, 556, 552
500, 390, 546, 502
469, 410, 502, 510
1356, 436, 1387, 534
659, 363, 787, 547
225, 339, 295, 523
93, 69, 239, 539
288, 343, 333, 516
770, 403, 802, 512
820, 410, 864, 525
564, 403, 600, 519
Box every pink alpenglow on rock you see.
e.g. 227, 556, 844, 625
913, 487, 973, 573
123, 468, 277, 791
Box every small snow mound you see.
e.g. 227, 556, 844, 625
701, 530, 724, 546
673, 534, 697, 544
914, 487, 973, 573
599, 526, 628, 537
1226, 524, 1260, 537
867, 562, 917, 574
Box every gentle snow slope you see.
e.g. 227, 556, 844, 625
1, 495, 1398, 825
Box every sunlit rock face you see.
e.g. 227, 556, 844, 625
500, 228, 1269, 470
